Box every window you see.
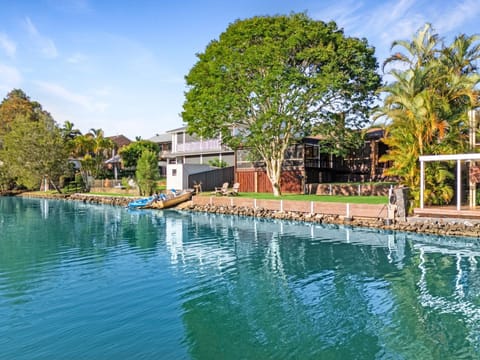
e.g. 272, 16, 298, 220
172, 169, 177, 176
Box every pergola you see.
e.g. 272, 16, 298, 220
419, 153, 480, 211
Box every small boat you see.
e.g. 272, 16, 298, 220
146, 190, 193, 210
127, 196, 154, 209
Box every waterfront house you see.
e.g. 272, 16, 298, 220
236, 128, 388, 194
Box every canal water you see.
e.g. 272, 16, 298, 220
1, 197, 480, 359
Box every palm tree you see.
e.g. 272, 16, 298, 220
378, 24, 480, 206
61, 120, 82, 141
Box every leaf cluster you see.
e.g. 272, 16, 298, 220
119, 140, 160, 168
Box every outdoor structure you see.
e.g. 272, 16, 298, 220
418, 153, 480, 211
416, 110, 480, 216
166, 163, 212, 191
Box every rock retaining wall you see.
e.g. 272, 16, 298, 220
186, 203, 480, 238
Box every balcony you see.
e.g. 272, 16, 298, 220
176, 139, 227, 153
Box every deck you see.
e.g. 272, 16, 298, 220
414, 206, 480, 220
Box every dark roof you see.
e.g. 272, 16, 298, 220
107, 135, 132, 148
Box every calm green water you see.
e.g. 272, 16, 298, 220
1, 197, 480, 359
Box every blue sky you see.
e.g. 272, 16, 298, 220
0, 0, 478, 140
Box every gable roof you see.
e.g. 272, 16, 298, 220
107, 135, 132, 149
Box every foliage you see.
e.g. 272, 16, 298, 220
0, 89, 53, 135
183, 13, 381, 196
0, 116, 69, 191
0, 89, 70, 191
208, 158, 228, 168
71, 128, 115, 188
377, 24, 480, 205
119, 140, 160, 168
135, 150, 160, 196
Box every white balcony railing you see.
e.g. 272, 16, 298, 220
176, 139, 225, 153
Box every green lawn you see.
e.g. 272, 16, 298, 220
88, 192, 138, 197
202, 192, 388, 205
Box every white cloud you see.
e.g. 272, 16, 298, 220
67, 52, 88, 64
24, 17, 58, 58
35, 80, 109, 113
0, 64, 22, 93
312, 0, 364, 30
435, 0, 480, 33
0, 33, 16, 58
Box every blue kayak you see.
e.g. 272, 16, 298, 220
127, 196, 154, 209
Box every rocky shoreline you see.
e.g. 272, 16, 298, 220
15, 192, 139, 207
9, 191, 480, 239
184, 203, 480, 239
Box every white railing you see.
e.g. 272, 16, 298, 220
176, 139, 225, 153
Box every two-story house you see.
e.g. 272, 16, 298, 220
156, 127, 235, 191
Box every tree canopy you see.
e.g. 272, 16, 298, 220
0, 89, 69, 191
182, 13, 381, 195
0, 115, 69, 190
0, 89, 53, 135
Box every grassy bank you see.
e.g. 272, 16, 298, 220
201, 192, 388, 205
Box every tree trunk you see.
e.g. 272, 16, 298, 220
265, 157, 282, 196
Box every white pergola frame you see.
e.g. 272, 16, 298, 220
419, 153, 480, 210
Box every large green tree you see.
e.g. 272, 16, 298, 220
182, 13, 381, 196
119, 140, 160, 168
378, 24, 480, 205
0, 89, 68, 191
0, 115, 69, 190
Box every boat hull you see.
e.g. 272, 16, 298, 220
147, 191, 193, 209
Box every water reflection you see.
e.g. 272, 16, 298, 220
166, 212, 480, 358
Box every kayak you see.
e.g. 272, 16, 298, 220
127, 196, 154, 209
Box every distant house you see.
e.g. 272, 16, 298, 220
107, 134, 132, 150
